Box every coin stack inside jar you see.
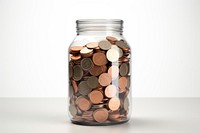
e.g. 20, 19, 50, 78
69, 36, 130, 125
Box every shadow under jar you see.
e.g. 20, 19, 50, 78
68, 19, 131, 126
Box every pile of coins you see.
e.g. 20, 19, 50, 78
69, 36, 131, 125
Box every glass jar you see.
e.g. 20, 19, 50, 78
68, 19, 131, 126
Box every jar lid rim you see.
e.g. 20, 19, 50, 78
76, 19, 123, 24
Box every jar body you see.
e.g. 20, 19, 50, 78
68, 20, 131, 126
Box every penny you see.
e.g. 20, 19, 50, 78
76, 96, 91, 111
70, 55, 81, 61
86, 76, 99, 89
111, 45, 123, 57
105, 85, 117, 98
81, 58, 93, 71
106, 48, 120, 62
70, 46, 83, 52
78, 81, 92, 95
73, 65, 83, 81
106, 36, 117, 43
108, 97, 120, 111
98, 73, 112, 86
119, 63, 129, 76
89, 65, 103, 76
86, 42, 98, 49
92, 103, 106, 109
116, 40, 129, 51
108, 66, 119, 80
108, 111, 121, 121
69, 104, 77, 117
93, 108, 109, 123
80, 47, 93, 57
69, 64, 73, 78
118, 77, 128, 92
124, 97, 129, 111
101, 65, 107, 73
71, 80, 78, 94
98, 40, 112, 50
89, 90, 103, 104
92, 53, 107, 66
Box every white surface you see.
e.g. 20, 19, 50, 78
0, 0, 200, 97
0, 98, 200, 133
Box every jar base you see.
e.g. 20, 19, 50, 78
71, 119, 129, 126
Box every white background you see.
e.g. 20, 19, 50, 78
0, 0, 200, 97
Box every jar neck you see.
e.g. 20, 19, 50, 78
76, 19, 123, 35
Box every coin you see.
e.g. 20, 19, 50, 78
71, 80, 78, 94
73, 65, 83, 81
89, 65, 103, 76
118, 77, 128, 92
98, 73, 112, 86
70, 55, 81, 61
119, 63, 129, 76
69, 64, 73, 78
86, 76, 99, 89
89, 90, 103, 104
70, 46, 83, 52
116, 40, 129, 51
106, 36, 117, 43
108, 65, 119, 80
76, 96, 91, 111
93, 108, 109, 123
78, 81, 92, 95
124, 97, 129, 111
111, 45, 123, 57
69, 104, 77, 117
108, 111, 121, 121
105, 85, 117, 98
81, 58, 93, 71
86, 42, 98, 49
106, 48, 120, 62
80, 47, 93, 57
98, 40, 112, 50
108, 97, 120, 111
92, 53, 107, 66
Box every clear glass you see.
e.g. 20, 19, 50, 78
68, 19, 131, 126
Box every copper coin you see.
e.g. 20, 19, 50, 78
111, 45, 123, 57
106, 36, 117, 43
93, 108, 108, 123
78, 81, 92, 95
69, 104, 77, 117
98, 40, 112, 50
86, 42, 98, 49
89, 90, 103, 104
73, 65, 83, 81
108, 65, 119, 80
106, 48, 120, 62
119, 63, 129, 76
108, 97, 120, 111
108, 111, 121, 121
86, 76, 99, 89
76, 96, 91, 111
98, 73, 112, 86
92, 53, 107, 66
81, 58, 93, 71
80, 47, 93, 57
69, 64, 73, 78
70, 55, 81, 61
105, 85, 117, 98
116, 40, 129, 51
118, 77, 128, 92
70, 46, 83, 52
101, 65, 107, 73
71, 80, 78, 94
124, 97, 129, 111
89, 65, 103, 76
